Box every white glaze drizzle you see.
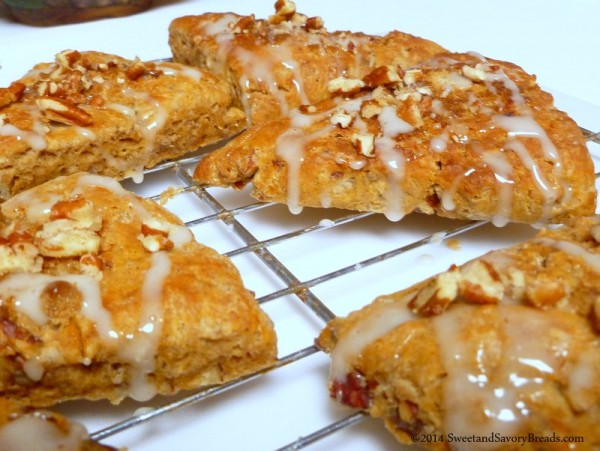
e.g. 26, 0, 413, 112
429, 131, 448, 152
270, 43, 310, 106
235, 47, 289, 117
122, 88, 167, 166
473, 55, 566, 222
493, 115, 561, 170
118, 251, 171, 401
481, 150, 514, 227
375, 135, 405, 221
156, 63, 203, 81
0, 273, 113, 338
441, 168, 475, 212
1, 189, 62, 223
276, 125, 333, 214
22, 357, 44, 382
201, 13, 239, 55
432, 304, 578, 446
537, 236, 600, 272
504, 138, 559, 220
204, 14, 326, 124
375, 106, 414, 221
73, 126, 96, 140
0, 123, 46, 151
0, 412, 90, 451
105, 102, 136, 117
330, 294, 416, 381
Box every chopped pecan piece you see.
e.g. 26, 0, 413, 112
37, 97, 93, 127
363, 66, 402, 88
0, 82, 26, 109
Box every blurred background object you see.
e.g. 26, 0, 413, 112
3, 0, 153, 25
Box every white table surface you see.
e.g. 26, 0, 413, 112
0, 1, 599, 450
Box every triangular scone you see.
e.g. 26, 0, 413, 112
0, 50, 246, 200
0, 397, 115, 450
0, 173, 276, 407
169, 0, 445, 126
318, 216, 600, 449
194, 52, 596, 225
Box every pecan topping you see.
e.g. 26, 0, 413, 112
35, 197, 102, 258
270, 0, 296, 23
328, 77, 365, 95
138, 219, 175, 252
55, 50, 82, 69
363, 66, 402, 89
351, 133, 375, 158
304, 16, 324, 31
0, 82, 26, 109
37, 97, 93, 126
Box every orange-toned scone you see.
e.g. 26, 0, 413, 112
318, 216, 600, 450
0, 173, 276, 407
194, 52, 596, 225
0, 50, 246, 200
168, 0, 446, 126
0, 397, 115, 450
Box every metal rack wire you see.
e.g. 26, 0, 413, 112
83, 125, 600, 450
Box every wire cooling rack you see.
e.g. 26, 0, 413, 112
54, 117, 599, 450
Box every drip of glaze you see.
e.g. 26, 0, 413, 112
481, 150, 514, 227
118, 251, 171, 402
0, 412, 90, 451
0, 273, 112, 338
375, 106, 414, 222
329, 294, 416, 381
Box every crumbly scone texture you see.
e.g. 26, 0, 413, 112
0, 397, 115, 450
317, 216, 600, 450
0, 50, 246, 200
0, 172, 277, 407
168, 0, 446, 126
193, 52, 596, 225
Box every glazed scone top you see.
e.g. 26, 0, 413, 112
0, 173, 193, 401
170, 0, 445, 125
280, 54, 593, 224
320, 217, 600, 446
0, 50, 206, 189
195, 52, 595, 225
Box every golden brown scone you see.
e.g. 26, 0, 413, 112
168, 0, 446, 126
0, 172, 276, 407
0, 50, 246, 200
194, 52, 596, 225
0, 397, 116, 450
317, 216, 600, 450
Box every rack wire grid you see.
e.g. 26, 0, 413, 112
53, 107, 600, 450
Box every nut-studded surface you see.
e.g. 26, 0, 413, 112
0, 50, 246, 200
317, 216, 600, 450
0, 172, 277, 407
169, 1, 446, 126
194, 52, 596, 225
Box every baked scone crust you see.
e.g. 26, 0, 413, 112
0, 50, 246, 200
168, 1, 446, 126
318, 216, 600, 449
194, 52, 596, 225
0, 173, 276, 407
